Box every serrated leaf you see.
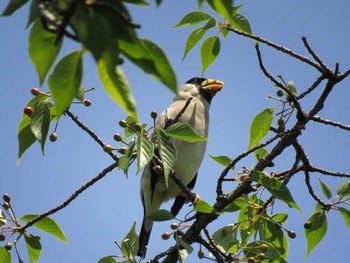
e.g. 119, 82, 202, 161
119, 39, 177, 93
97, 47, 138, 120
0, 247, 11, 263
30, 101, 51, 154
212, 224, 238, 251
136, 134, 154, 174
248, 108, 274, 150
208, 154, 233, 169
21, 214, 68, 244
176, 237, 193, 263
336, 180, 350, 197
165, 122, 207, 142
24, 234, 42, 263
338, 207, 350, 229
48, 50, 83, 119
194, 200, 216, 214
146, 209, 174, 221
1, 0, 29, 16
230, 13, 252, 34
305, 212, 327, 258
121, 221, 138, 258
173, 11, 212, 28
318, 178, 332, 200
118, 139, 136, 177
250, 171, 302, 213
181, 19, 216, 62
29, 19, 63, 85
157, 129, 177, 188
97, 256, 117, 263
201, 36, 220, 75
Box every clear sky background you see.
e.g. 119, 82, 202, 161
1, 1, 350, 262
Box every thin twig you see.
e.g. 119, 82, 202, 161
20, 161, 119, 231
164, 97, 193, 129
311, 116, 350, 131
301, 37, 331, 74
297, 74, 326, 100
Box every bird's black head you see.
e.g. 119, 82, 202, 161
186, 77, 224, 103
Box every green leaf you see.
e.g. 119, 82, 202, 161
136, 134, 154, 174
318, 178, 332, 200
75, 86, 86, 102
30, 101, 51, 154
97, 256, 117, 263
338, 207, 350, 229
244, 241, 283, 262
194, 200, 216, 214
165, 122, 207, 142
121, 221, 138, 258
146, 209, 174, 222
29, 19, 63, 85
211, 0, 234, 24
1, 0, 29, 16
248, 108, 274, 150
119, 39, 177, 93
254, 147, 268, 161
181, 19, 216, 62
118, 139, 136, 177
287, 81, 297, 94
305, 212, 327, 258
24, 234, 42, 263
250, 171, 302, 213
230, 13, 252, 34
27, 0, 39, 26
336, 180, 350, 196
208, 154, 233, 169
200, 36, 220, 75
48, 50, 83, 119
218, 22, 229, 38
222, 196, 248, 213
212, 224, 238, 251
0, 210, 6, 226
173, 11, 212, 28
0, 247, 11, 263
21, 214, 68, 244
238, 195, 262, 241
97, 46, 138, 120
157, 129, 177, 188
176, 237, 193, 263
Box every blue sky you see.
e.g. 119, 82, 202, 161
1, 1, 350, 262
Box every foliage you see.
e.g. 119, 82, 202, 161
1, 0, 350, 262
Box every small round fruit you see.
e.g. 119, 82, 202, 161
119, 120, 128, 128
151, 110, 158, 119
247, 257, 256, 263
170, 223, 178, 230
31, 88, 40, 96
0, 233, 5, 241
103, 145, 113, 153
153, 165, 163, 175
161, 232, 171, 240
49, 132, 58, 142
239, 174, 248, 181
221, 228, 229, 236
257, 253, 265, 260
83, 99, 92, 107
113, 133, 123, 142
259, 244, 268, 251
304, 221, 312, 229
3, 194, 10, 203
5, 242, 12, 250
276, 90, 284, 97
197, 250, 205, 259
117, 147, 128, 154
24, 106, 34, 117
287, 230, 296, 239
134, 123, 142, 133
2, 202, 10, 210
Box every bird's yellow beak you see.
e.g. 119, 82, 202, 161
202, 79, 224, 93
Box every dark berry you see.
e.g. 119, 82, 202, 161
276, 90, 284, 97
3, 194, 10, 203
161, 232, 171, 240
82, 99, 92, 107
287, 230, 296, 239
119, 120, 128, 128
247, 257, 256, 263
103, 145, 113, 153
151, 111, 158, 119
134, 123, 142, 133
113, 133, 123, 142
2, 202, 10, 210
0, 233, 5, 241
5, 242, 12, 250
257, 253, 265, 260
31, 88, 40, 96
197, 250, 205, 259
304, 221, 312, 229
49, 132, 58, 142
259, 244, 268, 251
170, 223, 178, 230
24, 106, 34, 117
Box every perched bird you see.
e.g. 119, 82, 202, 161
137, 77, 224, 258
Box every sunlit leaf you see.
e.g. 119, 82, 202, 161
121, 221, 138, 258
30, 101, 51, 154
305, 212, 327, 258
230, 13, 252, 34
222, 197, 248, 213
21, 214, 68, 244
136, 134, 154, 174
24, 234, 42, 263
194, 200, 216, 214
212, 224, 238, 251
97, 256, 117, 263
1, 0, 29, 16
29, 19, 63, 85
0, 246, 11, 263
176, 237, 193, 263
200, 36, 220, 75
338, 207, 350, 229
336, 180, 350, 197
48, 50, 83, 119
318, 178, 332, 200
208, 154, 233, 169
173, 11, 212, 28
287, 81, 297, 94
146, 209, 174, 221
165, 122, 207, 142
248, 108, 274, 150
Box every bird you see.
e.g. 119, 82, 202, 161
137, 77, 224, 258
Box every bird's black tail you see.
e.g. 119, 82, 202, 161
137, 219, 152, 258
